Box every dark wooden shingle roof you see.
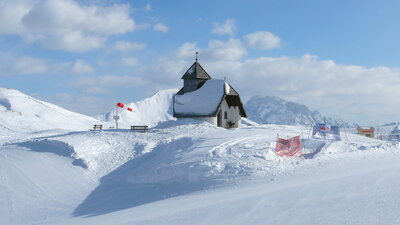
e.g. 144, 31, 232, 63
181, 62, 212, 80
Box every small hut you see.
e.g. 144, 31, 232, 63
357, 127, 375, 138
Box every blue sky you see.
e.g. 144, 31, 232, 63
1, 0, 400, 125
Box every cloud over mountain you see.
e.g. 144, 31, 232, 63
0, 0, 135, 52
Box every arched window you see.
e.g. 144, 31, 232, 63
224, 111, 228, 119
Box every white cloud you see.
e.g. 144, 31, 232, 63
112, 41, 146, 52
70, 75, 146, 94
135, 23, 151, 30
153, 23, 169, 32
138, 39, 247, 89
0, 56, 47, 75
136, 43, 197, 89
138, 40, 400, 124
244, 31, 281, 50
121, 57, 139, 67
42, 31, 106, 52
206, 55, 400, 124
0, 0, 33, 35
0, 0, 135, 52
202, 39, 247, 61
72, 60, 93, 74
212, 19, 236, 36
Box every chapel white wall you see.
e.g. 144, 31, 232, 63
220, 99, 241, 128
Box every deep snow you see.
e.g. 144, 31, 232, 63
1, 88, 400, 225
0, 88, 100, 132
1, 119, 400, 225
98, 89, 178, 128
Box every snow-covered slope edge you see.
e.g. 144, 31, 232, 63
0, 88, 100, 132
98, 89, 179, 128
245, 95, 354, 127
12, 119, 394, 217
2, 118, 400, 224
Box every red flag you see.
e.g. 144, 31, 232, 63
275, 136, 302, 157
117, 102, 124, 108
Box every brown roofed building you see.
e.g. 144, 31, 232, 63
357, 127, 375, 138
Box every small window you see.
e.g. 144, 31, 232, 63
224, 111, 228, 119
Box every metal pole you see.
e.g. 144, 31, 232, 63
323, 117, 327, 140
114, 107, 119, 129
309, 122, 314, 139
343, 125, 349, 141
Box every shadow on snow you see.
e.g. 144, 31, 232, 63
14, 139, 87, 168
73, 137, 221, 217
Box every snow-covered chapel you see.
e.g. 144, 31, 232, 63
173, 60, 247, 128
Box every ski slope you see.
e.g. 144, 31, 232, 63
52, 151, 400, 225
0, 88, 100, 132
1, 88, 400, 225
1, 118, 400, 225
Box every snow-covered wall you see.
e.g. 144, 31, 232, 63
196, 116, 217, 126
184, 99, 242, 129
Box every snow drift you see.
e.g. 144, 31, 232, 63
2, 87, 400, 225
98, 89, 178, 128
0, 88, 99, 132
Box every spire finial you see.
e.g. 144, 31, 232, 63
195, 52, 198, 62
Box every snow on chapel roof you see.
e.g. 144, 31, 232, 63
174, 79, 227, 117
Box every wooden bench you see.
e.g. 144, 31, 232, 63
92, 124, 103, 130
130, 125, 149, 132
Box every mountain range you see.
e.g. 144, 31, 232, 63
0, 87, 355, 132
245, 95, 353, 127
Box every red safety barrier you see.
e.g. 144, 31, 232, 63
275, 136, 302, 157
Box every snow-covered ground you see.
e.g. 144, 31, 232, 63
0, 88, 100, 132
97, 89, 178, 128
2, 88, 400, 225
1, 118, 400, 225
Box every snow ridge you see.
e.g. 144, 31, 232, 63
0, 88, 99, 132
98, 89, 179, 128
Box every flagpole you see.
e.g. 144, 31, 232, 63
308, 121, 314, 139
343, 125, 348, 141
116, 107, 119, 129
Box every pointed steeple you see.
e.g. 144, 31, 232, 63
181, 61, 212, 80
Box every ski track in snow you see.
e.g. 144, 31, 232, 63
1, 120, 400, 224
3, 88, 400, 224
0, 154, 14, 225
